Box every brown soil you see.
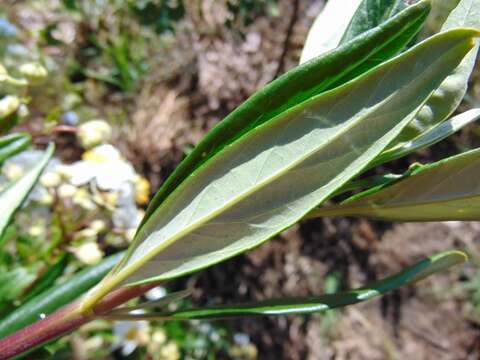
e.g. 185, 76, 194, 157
113, 1, 480, 358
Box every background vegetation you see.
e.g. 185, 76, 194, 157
0, 0, 479, 358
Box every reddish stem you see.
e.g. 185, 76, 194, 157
0, 283, 158, 360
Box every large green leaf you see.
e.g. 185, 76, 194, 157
310, 148, 480, 222
80, 29, 477, 310
139, 1, 430, 230
100, 251, 466, 320
371, 108, 480, 167
0, 143, 54, 237
383, 0, 480, 150
0, 252, 123, 338
0, 133, 31, 164
340, 0, 407, 44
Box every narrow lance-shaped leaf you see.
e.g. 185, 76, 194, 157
0, 252, 124, 338
301, 0, 408, 64
380, 0, 480, 156
0, 143, 54, 237
80, 29, 478, 310
340, 0, 408, 44
139, 1, 431, 229
100, 251, 466, 320
0, 133, 31, 164
310, 148, 480, 222
371, 108, 480, 167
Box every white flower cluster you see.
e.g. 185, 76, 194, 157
1, 121, 150, 265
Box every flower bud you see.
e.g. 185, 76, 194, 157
40, 171, 62, 188
73, 242, 104, 265
77, 120, 112, 149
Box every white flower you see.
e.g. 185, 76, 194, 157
74, 228, 98, 241
18, 62, 47, 81
159, 342, 180, 360
72, 188, 97, 210
77, 120, 112, 149
60, 145, 136, 191
40, 171, 62, 188
112, 183, 142, 229
147, 329, 167, 354
112, 312, 150, 357
145, 286, 167, 301
0, 95, 20, 118
90, 219, 106, 233
73, 242, 104, 265
58, 183, 77, 198
28, 224, 45, 237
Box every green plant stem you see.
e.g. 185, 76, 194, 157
0, 252, 124, 338
0, 283, 158, 360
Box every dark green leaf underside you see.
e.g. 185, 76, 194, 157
101, 251, 465, 320
138, 1, 430, 230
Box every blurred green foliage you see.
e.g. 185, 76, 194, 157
0, 2, 263, 357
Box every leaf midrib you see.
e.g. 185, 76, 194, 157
117, 31, 474, 285
138, 1, 430, 232
118, 91, 398, 279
